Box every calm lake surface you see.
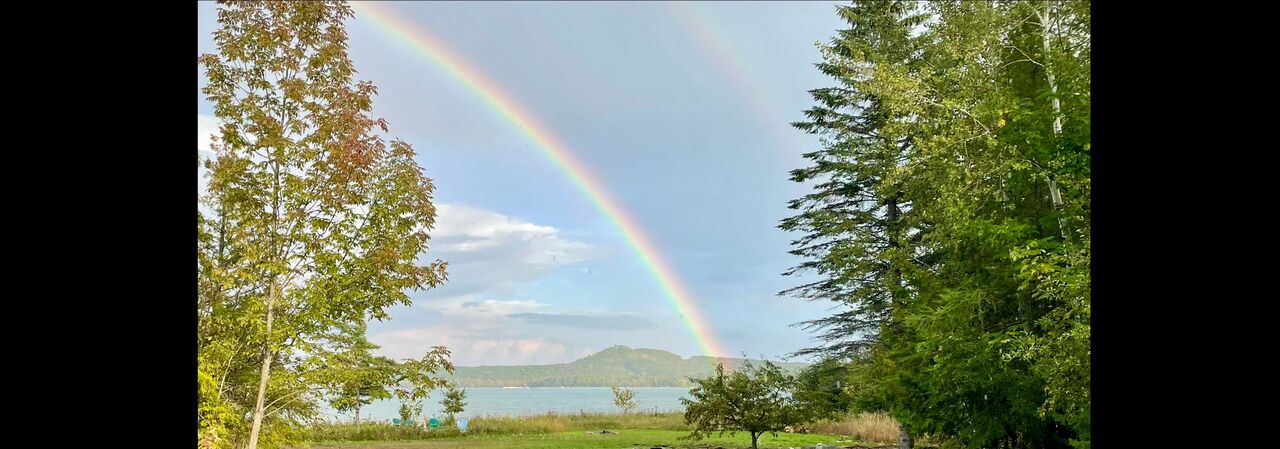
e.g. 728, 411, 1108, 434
321, 387, 693, 422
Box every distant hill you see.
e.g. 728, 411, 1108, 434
448, 345, 808, 387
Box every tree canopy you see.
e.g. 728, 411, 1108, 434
198, 2, 450, 448
682, 361, 806, 449
782, 1, 1090, 448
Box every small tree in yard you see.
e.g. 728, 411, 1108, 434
328, 354, 395, 426
396, 400, 420, 427
393, 347, 453, 427
440, 385, 467, 421
611, 386, 637, 414
682, 360, 805, 449
327, 322, 397, 426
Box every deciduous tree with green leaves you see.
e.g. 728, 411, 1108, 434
611, 386, 637, 415
198, 2, 449, 448
392, 346, 455, 427
440, 385, 468, 421
681, 361, 805, 449
325, 321, 396, 426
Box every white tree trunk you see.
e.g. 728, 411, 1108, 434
245, 282, 278, 449
355, 407, 361, 426
899, 424, 914, 449
1040, 2, 1069, 240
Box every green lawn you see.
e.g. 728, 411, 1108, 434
305, 429, 875, 449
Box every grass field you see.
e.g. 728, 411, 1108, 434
297, 411, 897, 449
304, 429, 874, 448
304, 412, 689, 442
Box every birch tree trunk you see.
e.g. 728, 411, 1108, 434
1040, 1, 1069, 240
246, 282, 278, 449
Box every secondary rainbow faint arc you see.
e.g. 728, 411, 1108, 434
350, 2, 728, 358
665, 1, 797, 156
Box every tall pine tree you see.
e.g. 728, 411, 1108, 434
783, 2, 1089, 448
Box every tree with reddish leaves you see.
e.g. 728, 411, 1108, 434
198, 2, 449, 448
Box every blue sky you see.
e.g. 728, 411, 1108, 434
198, 1, 846, 366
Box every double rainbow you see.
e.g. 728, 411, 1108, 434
351, 2, 728, 358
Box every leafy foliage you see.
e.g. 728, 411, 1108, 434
197, 2, 451, 447
681, 361, 806, 449
611, 386, 638, 415
441, 385, 468, 420
325, 321, 396, 421
792, 358, 855, 422
392, 346, 455, 427
782, 1, 1090, 448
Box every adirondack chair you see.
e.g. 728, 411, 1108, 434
392, 418, 401, 426
429, 417, 440, 428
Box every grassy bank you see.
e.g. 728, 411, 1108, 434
306, 412, 688, 441
304, 429, 868, 449
300, 411, 898, 448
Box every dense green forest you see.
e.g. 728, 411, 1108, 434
780, 1, 1090, 448
449, 346, 807, 387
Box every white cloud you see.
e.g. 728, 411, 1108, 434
458, 298, 545, 315
369, 293, 675, 365
370, 297, 573, 365
367, 293, 664, 365
372, 325, 573, 366
509, 312, 656, 330
433, 204, 592, 262
423, 204, 594, 299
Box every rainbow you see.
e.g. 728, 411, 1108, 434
350, 2, 728, 358
664, 1, 797, 155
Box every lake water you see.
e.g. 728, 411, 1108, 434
321, 387, 693, 422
